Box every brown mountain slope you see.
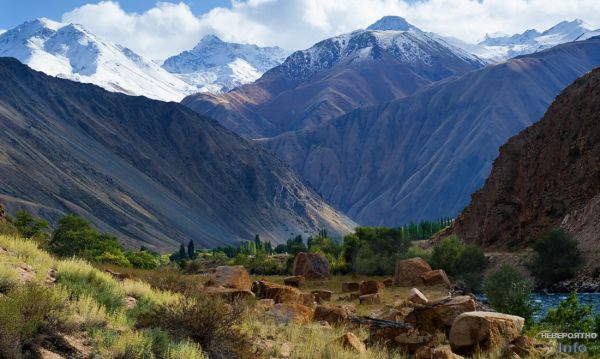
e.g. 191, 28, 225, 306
0, 57, 354, 251
453, 66, 600, 262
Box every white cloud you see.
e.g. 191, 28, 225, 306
61, 0, 600, 61
0, 29, 6, 36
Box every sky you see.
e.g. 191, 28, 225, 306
1, 0, 600, 61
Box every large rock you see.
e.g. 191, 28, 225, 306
203, 286, 255, 301
266, 303, 314, 324
421, 269, 450, 287
292, 252, 330, 279
394, 258, 432, 286
416, 346, 464, 359
313, 304, 356, 325
359, 293, 381, 305
342, 282, 360, 292
359, 280, 384, 295
449, 312, 524, 355
311, 290, 332, 303
394, 328, 432, 351
252, 280, 302, 304
408, 288, 428, 305
284, 275, 305, 288
206, 266, 251, 291
406, 296, 476, 333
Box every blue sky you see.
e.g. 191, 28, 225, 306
1, 1, 599, 61
0, 0, 229, 29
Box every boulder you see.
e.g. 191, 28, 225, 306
359, 293, 381, 305
337, 332, 366, 353
206, 265, 251, 291
203, 286, 255, 301
283, 275, 305, 288
359, 280, 385, 295
395, 328, 432, 351
313, 304, 356, 325
408, 288, 428, 305
383, 278, 393, 287
449, 311, 525, 355
394, 258, 432, 286
311, 290, 332, 303
301, 292, 316, 307
507, 335, 534, 357
341, 282, 360, 292
292, 252, 330, 279
406, 296, 476, 333
252, 280, 302, 304
266, 303, 313, 324
421, 269, 450, 287
416, 346, 464, 359
255, 298, 275, 312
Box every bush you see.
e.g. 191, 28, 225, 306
0, 283, 69, 358
539, 291, 600, 355
530, 229, 582, 285
430, 235, 463, 275
138, 294, 254, 359
126, 251, 161, 269
13, 209, 50, 240
482, 264, 536, 325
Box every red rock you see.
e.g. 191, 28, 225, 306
341, 282, 360, 292
421, 269, 450, 287
203, 286, 255, 301
359, 280, 384, 295
267, 303, 313, 324
311, 289, 332, 303
206, 265, 251, 291
292, 252, 330, 279
337, 332, 365, 353
313, 304, 356, 325
283, 275, 305, 288
408, 287, 428, 304
449, 312, 524, 355
252, 280, 302, 304
359, 293, 381, 305
394, 258, 432, 286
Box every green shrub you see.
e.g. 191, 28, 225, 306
530, 229, 582, 285
126, 251, 161, 269
482, 264, 536, 325
13, 209, 50, 240
138, 294, 253, 359
431, 235, 463, 275
0, 283, 69, 358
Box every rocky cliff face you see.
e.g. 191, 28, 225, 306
454, 66, 600, 262
0, 58, 354, 251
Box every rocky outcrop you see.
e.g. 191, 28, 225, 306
292, 253, 330, 279
453, 66, 600, 260
206, 266, 251, 291
266, 303, 314, 324
394, 258, 432, 286
251, 280, 303, 304
449, 312, 524, 355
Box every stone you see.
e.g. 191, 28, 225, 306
124, 296, 137, 309
311, 289, 332, 303
359, 293, 381, 305
203, 286, 255, 301
313, 304, 356, 325
292, 252, 330, 279
279, 342, 292, 357
341, 282, 360, 292
359, 280, 385, 295
406, 296, 476, 333
283, 275, 305, 288
394, 257, 432, 286
252, 280, 303, 304
421, 269, 451, 287
415, 345, 464, 359
255, 298, 275, 312
266, 303, 314, 324
337, 332, 366, 353
301, 292, 316, 306
383, 278, 393, 287
395, 328, 432, 351
408, 287, 428, 305
449, 311, 525, 355
206, 265, 251, 291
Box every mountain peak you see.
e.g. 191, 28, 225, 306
367, 16, 416, 32
33, 17, 65, 31
198, 34, 224, 45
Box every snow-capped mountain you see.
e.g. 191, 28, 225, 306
460, 19, 600, 61
162, 35, 287, 93
279, 16, 486, 82
0, 18, 193, 101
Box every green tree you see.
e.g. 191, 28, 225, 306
13, 209, 50, 240
187, 240, 196, 260
482, 264, 536, 325
530, 229, 581, 285
286, 235, 307, 255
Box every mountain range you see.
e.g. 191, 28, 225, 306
182, 16, 486, 138
0, 57, 354, 251
162, 34, 288, 94
0, 19, 288, 101
453, 66, 600, 266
